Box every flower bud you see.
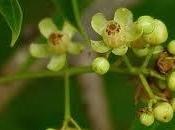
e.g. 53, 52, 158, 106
143, 19, 168, 45
132, 47, 149, 57
140, 111, 154, 126
153, 102, 174, 122
168, 71, 175, 91
92, 57, 110, 75
168, 40, 175, 55
137, 16, 155, 34
171, 98, 175, 112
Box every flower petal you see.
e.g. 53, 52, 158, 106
47, 54, 66, 71
68, 42, 84, 55
30, 43, 50, 58
112, 44, 128, 55
114, 8, 133, 25
124, 23, 143, 42
91, 40, 110, 53
62, 21, 77, 38
91, 13, 107, 35
38, 18, 58, 38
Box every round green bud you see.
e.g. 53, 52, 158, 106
168, 40, 175, 55
143, 19, 168, 45
168, 71, 175, 91
153, 102, 174, 122
132, 47, 149, 57
170, 98, 175, 112
92, 57, 110, 75
140, 112, 154, 126
137, 16, 155, 34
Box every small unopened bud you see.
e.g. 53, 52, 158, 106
143, 19, 168, 45
132, 47, 149, 57
92, 57, 110, 75
137, 16, 155, 34
140, 111, 154, 126
168, 40, 175, 55
168, 71, 175, 91
153, 102, 173, 122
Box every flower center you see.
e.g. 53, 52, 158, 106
49, 32, 63, 46
106, 22, 121, 36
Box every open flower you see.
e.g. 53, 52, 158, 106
30, 18, 84, 71
91, 8, 142, 55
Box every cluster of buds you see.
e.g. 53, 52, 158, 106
138, 39, 175, 126
139, 100, 175, 126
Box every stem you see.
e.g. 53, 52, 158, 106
71, 0, 89, 41
139, 74, 155, 99
0, 66, 166, 84
64, 70, 71, 120
142, 68, 166, 81
123, 55, 134, 72
70, 118, 82, 130
0, 66, 92, 84
141, 47, 155, 69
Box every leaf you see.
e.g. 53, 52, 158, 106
0, 0, 23, 46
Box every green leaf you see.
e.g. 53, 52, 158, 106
0, 0, 23, 46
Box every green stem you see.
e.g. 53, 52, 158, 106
139, 74, 155, 99
64, 70, 71, 120
70, 118, 82, 130
71, 0, 89, 41
142, 68, 166, 81
0, 66, 92, 84
0, 66, 166, 84
141, 47, 155, 69
123, 55, 134, 72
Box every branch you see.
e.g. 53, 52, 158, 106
0, 66, 166, 84
0, 66, 92, 84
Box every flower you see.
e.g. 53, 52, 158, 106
30, 18, 84, 71
91, 8, 142, 56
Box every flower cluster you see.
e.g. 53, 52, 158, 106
29, 8, 175, 128
90, 8, 175, 127
137, 39, 175, 126
91, 8, 168, 75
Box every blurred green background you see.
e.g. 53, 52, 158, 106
1, 0, 175, 130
